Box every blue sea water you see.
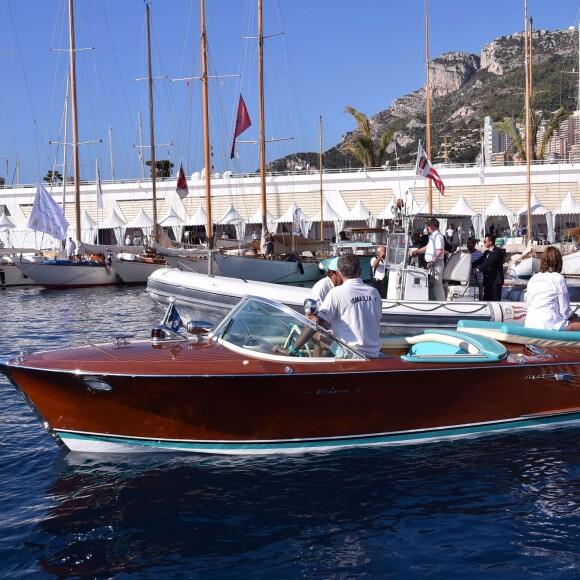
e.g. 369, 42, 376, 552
1, 286, 580, 578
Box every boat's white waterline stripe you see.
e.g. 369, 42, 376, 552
56, 411, 580, 454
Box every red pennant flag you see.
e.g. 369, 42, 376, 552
230, 95, 252, 159
176, 163, 189, 199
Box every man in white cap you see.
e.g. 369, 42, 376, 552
310, 257, 342, 307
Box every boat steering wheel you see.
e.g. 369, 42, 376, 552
283, 324, 312, 357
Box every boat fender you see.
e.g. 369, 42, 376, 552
298, 261, 304, 275
0, 268, 4, 286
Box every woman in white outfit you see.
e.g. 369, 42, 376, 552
525, 246, 580, 331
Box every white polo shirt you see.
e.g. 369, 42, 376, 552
318, 278, 382, 358
310, 276, 335, 306
425, 229, 445, 263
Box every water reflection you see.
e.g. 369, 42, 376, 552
31, 428, 580, 578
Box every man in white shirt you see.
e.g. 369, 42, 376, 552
66, 237, 77, 260
316, 253, 382, 358
370, 245, 387, 298
275, 254, 382, 358
409, 218, 446, 301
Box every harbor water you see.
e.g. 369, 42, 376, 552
1, 286, 579, 578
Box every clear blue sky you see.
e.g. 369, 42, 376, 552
1, 0, 579, 186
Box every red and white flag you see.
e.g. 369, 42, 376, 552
415, 141, 445, 195
176, 163, 189, 199
230, 94, 252, 159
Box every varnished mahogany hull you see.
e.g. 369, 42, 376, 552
2, 340, 580, 454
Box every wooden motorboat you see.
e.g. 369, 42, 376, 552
2, 295, 580, 455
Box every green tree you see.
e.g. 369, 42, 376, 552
145, 159, 174, 178
495, 106, 570, 161
344, 106, 393, 168
43, 170, 63, 184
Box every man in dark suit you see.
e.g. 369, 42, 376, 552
471, 234, 505, 301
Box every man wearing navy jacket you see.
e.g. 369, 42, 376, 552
471, 234, 505, 301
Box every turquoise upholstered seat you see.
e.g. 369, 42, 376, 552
457, 320, 580, 343
401, 329, 507, 364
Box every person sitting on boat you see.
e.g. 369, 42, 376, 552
525, 246, 580, 331
409, 218, 446, 301
370, 245, 387, 299
274, 254, 382, 358
311, 257, 342, 307
471, 234, 504, 301
66, 237, 77, 261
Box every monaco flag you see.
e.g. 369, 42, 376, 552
230, 94, 252, 159
415, 141, 445, 195
176, 163, 189, 199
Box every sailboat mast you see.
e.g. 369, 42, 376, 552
425, 0, 433, 214
68, 0, 81, 242
524, 0, 532, 243
200, 0, 213, 242
146, 4, 159, 244
258, 0, 267, 234
319, 115, 323, 240
62, 71, 70, 217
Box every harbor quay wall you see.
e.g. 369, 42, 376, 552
2, 163, 580, 237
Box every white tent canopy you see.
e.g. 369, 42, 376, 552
188, 204, 207, 226
159, 206, 186, 242
308, 199, 344, 240
216, 205, 245, 240
246, 205, 277, 233
99, 206, 127, 246
346, 199, 372, 222
67, 210, 99, 244
0, 212, 15, 230
554, 191, 580, 215
517, 193, 554, 243
484, 194, 515, 234
274, 201, 310, 237
127, 208, 154, 228
447, 195, 482, 243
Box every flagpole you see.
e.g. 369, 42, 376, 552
319, 115, 324, 241
425, 0, 433, 215
481, 129, 486, 240
524, 0, 532, 245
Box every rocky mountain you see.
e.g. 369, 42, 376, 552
268, 28, 579, 171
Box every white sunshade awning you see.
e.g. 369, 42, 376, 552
449, 195, 477, 216
0, 212, 16, 230
126, 208, 154, 228
554, 191, 580, 215
100, 206, 127, 229
216, 205, 244, 225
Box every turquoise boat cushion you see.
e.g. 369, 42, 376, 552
457, 319, 580, 342
401, 328, 507, 364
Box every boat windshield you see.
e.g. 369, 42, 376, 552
211, 295, 364, 360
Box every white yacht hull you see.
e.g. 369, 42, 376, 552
147, 268, 526, 336
15, 261, 121, 289
212, 253, 322, 284
111, 256, 168, 284
0, 262, 36, 287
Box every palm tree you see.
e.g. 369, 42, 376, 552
495, 106, 570, 161
344, 106, 393, 168
43, 170, 63, 184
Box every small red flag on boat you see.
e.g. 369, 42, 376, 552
176, 163, 189, 199
415, 141, 445, 195
230, 94, 252, 159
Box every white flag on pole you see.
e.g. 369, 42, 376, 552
96, 165, 104, 209
27, 184, 69, 241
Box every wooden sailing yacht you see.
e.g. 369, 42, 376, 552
15, 0, 121, 288
211, 0, 322, 284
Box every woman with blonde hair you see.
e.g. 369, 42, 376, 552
525, 246, 580, 331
